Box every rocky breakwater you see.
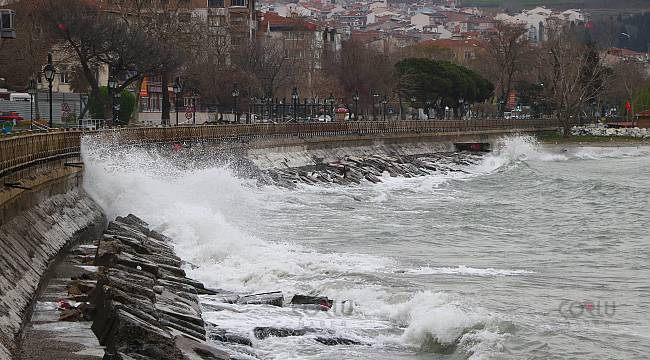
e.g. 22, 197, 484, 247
90, 214, 229, 360
571, 125, 650, 139
265, 152, 485, 188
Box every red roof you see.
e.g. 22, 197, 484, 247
259, 12, 318, 31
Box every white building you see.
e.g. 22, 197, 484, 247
496, 6, 586, 43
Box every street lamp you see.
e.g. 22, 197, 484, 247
327, 93, 335, 121
191, 92, 197, 125
232, 83, 240, 122
372, 91, 379, 121
381, 95, 388, 121
173, 80, 181, 126
27, 78, 36, 130
291, 87, 299, 122
353, 90, 359, 121
43, 52, 55, 128
108, 76, 118, 126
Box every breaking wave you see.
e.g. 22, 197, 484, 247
80, 134, 643, 359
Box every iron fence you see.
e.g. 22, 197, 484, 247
1, 119, 559, 176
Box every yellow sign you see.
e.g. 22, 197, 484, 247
139, 77, 149, 97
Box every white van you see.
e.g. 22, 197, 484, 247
9, 93, 31, 102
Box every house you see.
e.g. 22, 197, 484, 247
495, 6, 586, 44
418, 38, 484, 64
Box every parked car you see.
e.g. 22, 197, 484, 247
0, 111, 24, 123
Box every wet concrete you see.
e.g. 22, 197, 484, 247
17, 244, 103, 360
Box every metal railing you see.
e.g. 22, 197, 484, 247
0, 129, 83, 176
1, 119, 558, 176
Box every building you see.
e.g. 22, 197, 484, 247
418, 38, 484, 64
495, 6, 586, 44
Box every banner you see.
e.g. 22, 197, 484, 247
139, 77, 149, 97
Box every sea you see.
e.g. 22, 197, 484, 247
82, 136, 650, 360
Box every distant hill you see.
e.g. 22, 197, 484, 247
459, 0, 650, 10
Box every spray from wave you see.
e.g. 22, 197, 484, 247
81, 135, 587, 359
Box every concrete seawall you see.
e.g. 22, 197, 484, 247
0, 161, 106, 359
245, 132, 503, 170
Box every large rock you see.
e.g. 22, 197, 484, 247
91, 215, 228, 360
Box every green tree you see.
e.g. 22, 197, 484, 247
88, 87, 136, 124
395, 58, 493, 118
633, 88, 650, 114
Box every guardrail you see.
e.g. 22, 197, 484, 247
1, 119, 558, 176
0, 130, 83, 177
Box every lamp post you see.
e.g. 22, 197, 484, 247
232, 83, 240, 122
372, 92, 379, 121
291, 87, 299, 122
381, 95, 388, 121
353, 90, 359, 121
191, 92, 197, 125
173, 80, 181, 126
108, 76, 118, 126
27, 78, 36, 130
43, 52, 55, 128
327, 93, 335, 121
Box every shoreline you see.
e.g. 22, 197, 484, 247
537, 134, 650, 147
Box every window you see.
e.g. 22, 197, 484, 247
208, 0, 224, 8
286, 32, 305, 40
230, 15, 246, 24
59, 66, 70, 84
231, 0, 247, 7
208, 15, 225, 27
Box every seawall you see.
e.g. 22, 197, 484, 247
245, 132, 504, 170
0, 159, 106, 359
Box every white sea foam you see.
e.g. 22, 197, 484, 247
406, 265, 534, 277
79, 137, 530, 359
572, 146, 650, 160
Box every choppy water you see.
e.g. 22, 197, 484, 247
82, 136, 650, 360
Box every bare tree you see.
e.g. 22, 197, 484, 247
108, 0, 194, 124
537, 22, 608, 134
479, 21, 529, 107
603, 61, 650, 111
234, 38, 297, 98
0, 0, 51, 118
43, 0, 182, 120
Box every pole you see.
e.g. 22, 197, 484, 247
234, 97, 237, 122
111, 90, 116, 126
192, 96, 196, 125
175, 97, 179, 126
48, 82, 53, 128
30, 94, 33, 130
355, 99, 358, 121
